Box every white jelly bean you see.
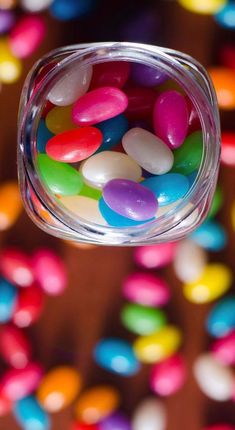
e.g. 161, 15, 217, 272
132, 398, 166, 430
20, 0, 53, 11
173, 239, 207, 282
193, 353, 234, 401
122, 127, 174, 174
80, 151, 142, 189
60, 195, 106, 225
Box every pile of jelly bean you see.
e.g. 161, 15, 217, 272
36, 59, 203, 229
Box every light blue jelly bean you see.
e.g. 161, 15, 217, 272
94, 337, 140, 376
0, 278, 17, 323
37, 120, 54, 153
214, 3, 235, 29
142, 173, 190, 206
206, 296, 235, 338
190, 220, 227, 251
99, 198, 154, 227
50, 0, 96, 20
13, 396, 50, 430
96, 114, 129, 152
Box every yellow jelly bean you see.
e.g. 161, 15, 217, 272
75, 385, 120, 424
178, 0, 227, 14
133, 326, 182, 364
208, 67, 235, 110
183, 263, 232, 304
37, 366, 81, 412
0, 181, 22, 230
60, 195, 107, 225
45, 106, 77, 134
0, 38, 22, 84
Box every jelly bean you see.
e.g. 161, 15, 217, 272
185, 96, 201, 132
0, 38, 22, 83
9, 15, 46, 59
132, 398, 166, 430
42, 100, 54, 119
32, 248, 67, 296
221, 132, 235, 166
91, 61, 130, 89
131, 63, 167, 87
37, 120, 54, 153
96, 114, 129, 152
94, 338, 140, 376
133, 326, 182, 364
21, 0, 53, 12
215, 3, 235, 29
142, 173, 189, 206
150, 354, 187, 396
13, 284, 44, 328
0, 248, 34, 287
0, 10, 15, 33
121, 303, 166, 335
50, 0, 95, 20
211, 331, 235, 365
60, 195, 106, 225
173, 239, 207, 283
134, 242, 177, 269
0, 392, 11, 416
122, 272, 170, 307
45, 106, 77, 134
48, 65, 92, 107
1, 362, 43, 401
75, 386, 120, 424
122, 128, 174, 175
99, 412, 131, 430
208, 68, 235, 110
37, 154, 83, 195
171, 131, 203, 175
124, 87, 156, 120
203, 426, 235, 430
98, 198, 150, 227
71, 423, 98, 430
190, 220, 227, 251
0, 324, 31, 368
153, 90, 189, 149
13, 395, 50, 430
207, 185, 223, 218
72, 87, 128, 126
220, 44, 235, 69
37, 366, 81, 412
183, 263, 232, 304
103, 179, 158, 221
80, 151, 142, 189
206, 296, 235, 338
0, 181, 22, 230
193, 353, 234, 401
178, 0, 227, 14
80, 183, 102, 201
0, 279, 17, 323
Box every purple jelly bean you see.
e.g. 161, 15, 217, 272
99, 412, 131, 430
103, 179, 158, 221
132, 63, 168, 87
0, 10, 15, 34
153, 90, 189, 149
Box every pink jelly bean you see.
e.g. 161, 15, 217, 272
153, 90, 189, 149
91, 61, 130, 89
31, 248, 67, 296
203, 426, 235, 430
0, 248, 34, 287
13, 284, 45, 328
185, 96, 201, 132
122, 272, 170, 306
72, 87, 128, 126
134, 242, 177, 269
9, 15, 46, 59
211, 331, 235, 365
125, 87, 157, 120
150, 354, 187, 396
1, 362, 43, 401
0, 324, 32, 369
0, 392, 11, 416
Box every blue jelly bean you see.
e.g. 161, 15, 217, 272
94, 337, 140, 376
190, 220, 227, 251
206, 296, 235, 338
37, 120, 54, 153
50, 0, 96, 20
0, 278, 17, 323
99, 198, 154, 227
214, 3, 235, 29
13, 396, 50, 430
96, 114, 129, 152
142, 173, 190, 206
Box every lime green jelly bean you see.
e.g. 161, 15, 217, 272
120, 303, 167, 335
207, 185, 223, 219
37, 154, 83, 196
171, 131, 203, 175
79, 183, 102, 201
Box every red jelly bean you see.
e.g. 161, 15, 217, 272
13, 284, 44, 328
91, 61, 130, 89
0, 324, 32, 369
220, 44, 235, 69
46, 127, 103, 163
221, 132, 235, 166
0, 248, 34, 287
211, 330, 235, 365
9, 15, 46, 59
0, 391, 11, 416
134, 242, 177, 269
71, 422, 99, 430
41, 101, 54, 119
185, 96, 201, 132
1, 362, 43, 401
31, 248, 67, 296
124, 87, 156, 120
150, 354, 187, 396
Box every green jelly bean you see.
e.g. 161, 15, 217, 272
171, 131, 203, 175
79, 183, 102, 201
207, 185, 223, 219
120, 303, 167, 335
37, 154, 83, 196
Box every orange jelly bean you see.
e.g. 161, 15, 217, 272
37, 366, 81, 412
0, 181, 22, 230
208, 67, 235, 110
75, 385, 120, 424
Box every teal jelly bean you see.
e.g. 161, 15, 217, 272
0, 278, 17, 323
120, 303, 167, 335
37, 120, 54, 153
206, 296, 235, 337
171, 131, 203, 175
207, 185, 223, 219
190, 220, 227, 251
142, 173, 190, 206
13, 396, 50, 430
96, 114, 129, 152
99, 197, 154, 227
37, 154, 83, 196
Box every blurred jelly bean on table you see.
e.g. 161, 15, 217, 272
32, 248, 67, 296
208, 68, 235, 110
122, 272, 170, 306
13, 395, 50, 430
120, 303, 167, 335
0, 279, 17, 323
0, 324, 31, 368
190, 220, 227, 251
94, 338, 140, 376
37, 120, 54, 153
45, 105, 77, 134
91, 61, 130, 89
203, 426, 235, 430
124, 87, 156, 120
150, 354, 187, 396
61, 195, 106, 225
50, 0, 96, 20
220, 43, 235, 69
0, 248, 34, 287
9, 15, 46, 58
99, 198, 149, 227
96, 114, 129, 152
211, 330, 235, 365
178, 0, 227, 14
206, 296, 235, 337
1, 362, 43, 401
71, 423, 98, 430
0, 9, 15, 33
0, 181, 22, 230
142, 173, 189, 206
214, 2, 235, 29
131, 63, 167, 87
173, 239, 207, 283
134, 242, 177, 269
13, 283, 44, 328
171, 131, 203, 175
0, 38, 22, 83
132, 398, 166, 430
20, 0, 54, 12
99, 412, 131, 430
221, 132, 235, 166
0, 392, 11, 416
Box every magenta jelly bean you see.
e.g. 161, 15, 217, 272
150, 354, 187, 396
91, 61, 130, 89
0, 324, 32, 369
72, 87, 128, 126
0, 248, 34, 288
134, 242, 177, 269
211, 331, 235, 365
103, 179, 158, 221
31, 248, 67, 296
13, 284, 44, 328
153, 90, 189, 149
9, 15, 46, 59
1, 362, 43, 401
122, 272, 170, 307
125, 87, 156, 120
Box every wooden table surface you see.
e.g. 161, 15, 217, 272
0, 1, 235, 429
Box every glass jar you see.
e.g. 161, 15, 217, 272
17, 42, 220, 246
